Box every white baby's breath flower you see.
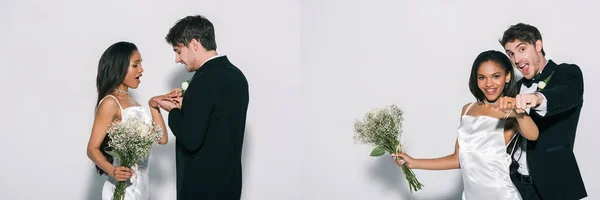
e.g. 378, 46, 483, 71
106, 117, 163, 167
181, 82, 189, 91
138, 124, 151, 137
353, 104, 423, 192
369, 108, 382, 117
105, 117, 163, 200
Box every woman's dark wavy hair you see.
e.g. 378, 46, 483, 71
468, 50, 518, 102
468, 50, 521, 175
94, 41, 138, 175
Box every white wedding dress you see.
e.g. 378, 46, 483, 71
458, 102, 522, 200
99, 95, 152, 200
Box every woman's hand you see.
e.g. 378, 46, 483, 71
149, 95, 173, 109
111, 166, 132, 182
391, 153, 417, 169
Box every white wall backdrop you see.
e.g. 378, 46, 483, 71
301, 1, 599, 199
0, 0, 598, 200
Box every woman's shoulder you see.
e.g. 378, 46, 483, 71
96, 95, 121, 117
461, 102, 478, 115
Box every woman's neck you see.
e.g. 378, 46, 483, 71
483, 94, 504, 106
114, 85, 129, 96
483, 99, 496, 104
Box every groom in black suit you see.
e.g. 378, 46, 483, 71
500, 23, 587, 200
158, 15, 249, 200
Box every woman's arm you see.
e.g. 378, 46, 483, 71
513, 111, 539, 141
391, 103, 471, 170
394, 139, 460, 170
86, 97, 131, 181
149, 96, 169, 145
497, 97, 539, 141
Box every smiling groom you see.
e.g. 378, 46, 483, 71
500, 23, 587, 200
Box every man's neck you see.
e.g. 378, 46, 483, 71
537, 56, 548, 74
196, 51, 220, 69
204, 51, 218, 60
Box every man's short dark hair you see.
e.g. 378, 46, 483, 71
165, 15, 217, 50
499, 23, 545, 56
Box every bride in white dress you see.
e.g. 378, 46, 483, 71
393, 50, 540, 200
86, 41, 176, 200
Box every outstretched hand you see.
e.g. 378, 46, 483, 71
150, 88, 184, 111
515, 93, 542, 111
149, 94, 174, 109
168, 88, 182, 98
157, 97, 182, 111
495, 97, 527, 114
391, 153, 416, 168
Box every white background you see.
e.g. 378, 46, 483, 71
0, 0, 598, 199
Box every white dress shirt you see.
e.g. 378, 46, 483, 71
514, 61, 549, 175
201, 54, 225, 67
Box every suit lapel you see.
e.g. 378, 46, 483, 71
537, 59, 557, 81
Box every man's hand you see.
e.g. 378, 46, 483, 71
495, 96, 527, 114
169, 88, 182, 98
516, 93, 543, 110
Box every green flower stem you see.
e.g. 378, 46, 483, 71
395, 149, 424, 193
111, 158, 133, 200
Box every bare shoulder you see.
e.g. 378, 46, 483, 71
96, 96, 120, 119
461, 102, 474, 116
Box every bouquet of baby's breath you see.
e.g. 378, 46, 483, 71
106, 117, 163, 200
353, 104, 424, 193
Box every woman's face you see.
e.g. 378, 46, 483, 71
123, 50, 144, 89
477, 61, 511, 102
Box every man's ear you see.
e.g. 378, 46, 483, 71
535, 40, 543, 54
189, 39, 199, 51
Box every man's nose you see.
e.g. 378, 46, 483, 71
515, 53, 524, 64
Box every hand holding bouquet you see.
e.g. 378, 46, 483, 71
353, 104, 424, 193
105, 117, 163, 200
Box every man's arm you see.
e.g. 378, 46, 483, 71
168, 79, 215, 152
531, 92, 548, 116
538, 64, 584, 117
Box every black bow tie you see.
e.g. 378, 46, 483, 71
522, 73, 542, 88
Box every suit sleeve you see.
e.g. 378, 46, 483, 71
168, 78, 215, 152
539, 64, 584, 117
532, 92, 548, 116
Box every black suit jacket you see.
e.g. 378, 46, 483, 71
516, 60, 587, 199
168, 56, 249, 200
